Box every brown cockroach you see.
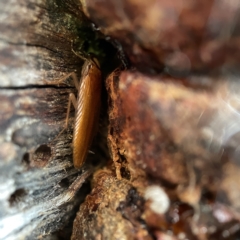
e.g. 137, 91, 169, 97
52, 58, 102, 168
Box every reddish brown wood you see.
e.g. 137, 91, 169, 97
82, 0, 240, 75
0, 0, 96, 239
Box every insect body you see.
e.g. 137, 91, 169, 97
72, 60, 102, 168
54, 60, 102, 168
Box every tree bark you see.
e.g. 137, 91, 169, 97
0, 0, 94, 239
2, 0, 240, 240
72, 1, 240, 240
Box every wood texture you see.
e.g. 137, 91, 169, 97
82, 0, 240, 75
72, 1, 240, 240
0, 0, 97, 239
3, 0, 240, 239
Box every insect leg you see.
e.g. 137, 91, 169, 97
65, 93, 77, 128
51, 93, 77, 142
44, 72, 80, 90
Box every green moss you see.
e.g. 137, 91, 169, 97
46, 0, 120, 75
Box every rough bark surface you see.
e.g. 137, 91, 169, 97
71, 1, 240, 240
0, 0, 98, 239
0, 0, 86, 86
72, 170, 150, 240
2, 0, 240, 239
105, 71, 240, 239
82, 0, 240, 75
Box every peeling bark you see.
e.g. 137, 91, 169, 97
2, 0, 240, 239
71, 1, 240, 240
0, 0, 99, 239
82, 0, 240, 75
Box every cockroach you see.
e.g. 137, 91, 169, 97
71, 59, 101, 168
52, 58, 102, 169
